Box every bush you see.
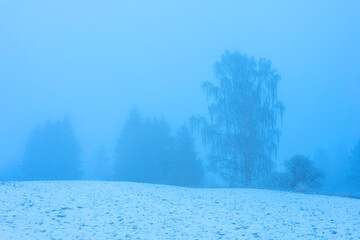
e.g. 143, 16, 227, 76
282, 155, 323, 192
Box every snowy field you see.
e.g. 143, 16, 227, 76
0, 181, 359, 239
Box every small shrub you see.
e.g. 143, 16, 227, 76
282, 155, 323, 192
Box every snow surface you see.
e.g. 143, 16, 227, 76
0, 181, 359, 239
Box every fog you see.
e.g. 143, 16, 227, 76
1, 1, 360, 192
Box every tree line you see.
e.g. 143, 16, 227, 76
2, 51, 360, 193
9, 110, 203, 187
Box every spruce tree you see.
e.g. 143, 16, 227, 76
22, 117, 81, 180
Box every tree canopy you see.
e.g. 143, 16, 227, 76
193, 51, 284, 187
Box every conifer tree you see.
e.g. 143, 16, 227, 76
22, 117, 81, 180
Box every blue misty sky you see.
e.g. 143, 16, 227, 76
1, 0, 360, 168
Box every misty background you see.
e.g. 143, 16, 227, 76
1, 1, 360, 192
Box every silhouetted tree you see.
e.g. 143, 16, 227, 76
115, 108, 145, 181
192, 51, 284, 187
350, 140, 360, 189
22, 118, 81, 180
115, 109, 173, 183
282, 155, 323, 192
168, 124, 203, 186
141, 117, 173, 183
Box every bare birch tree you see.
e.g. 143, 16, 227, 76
192, 51, 284, 187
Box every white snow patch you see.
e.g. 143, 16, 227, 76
1, 181, 359, 239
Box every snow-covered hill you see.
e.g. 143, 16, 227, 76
0, 181, 359, 239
